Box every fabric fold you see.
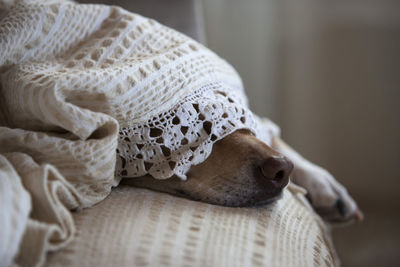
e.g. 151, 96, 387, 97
5, 153, 78, 267
0, 155, 31, 267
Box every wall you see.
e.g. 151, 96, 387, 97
202, 0, 282, 121
279, 0, 400, 202
202, 0, 400, 202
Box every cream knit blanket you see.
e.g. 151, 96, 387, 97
0, 1, 334, 266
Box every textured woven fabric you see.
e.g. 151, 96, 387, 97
0, 1, 337, 266
0, 0, 275, 181
45, 185, 339, 267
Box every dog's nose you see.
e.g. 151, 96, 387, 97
261, 156, 293, 188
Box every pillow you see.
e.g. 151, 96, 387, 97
45, 185, 339, 267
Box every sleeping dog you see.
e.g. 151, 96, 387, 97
124, 129, 362, 223
123, 122, 362, 223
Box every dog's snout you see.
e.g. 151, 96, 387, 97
261, 156, 293, 187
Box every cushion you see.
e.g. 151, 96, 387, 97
45, 185, 339, 267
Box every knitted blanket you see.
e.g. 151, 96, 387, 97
0, 1, 336, 266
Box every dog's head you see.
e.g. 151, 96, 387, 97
123, 129, 293, 206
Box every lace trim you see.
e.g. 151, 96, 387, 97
116, 81, 256, 179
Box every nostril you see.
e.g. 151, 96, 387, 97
261, 156, 293, 186
274, 170, 284, 181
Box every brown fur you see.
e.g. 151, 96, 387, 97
122, 129, 363, 222
122, 130, 292, 206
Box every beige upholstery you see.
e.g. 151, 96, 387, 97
45, 185, 339, 267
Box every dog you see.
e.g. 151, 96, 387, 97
123, 128, 363, 223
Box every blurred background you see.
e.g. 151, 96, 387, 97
201, 1, 400, 266
81, 0, 400, 266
